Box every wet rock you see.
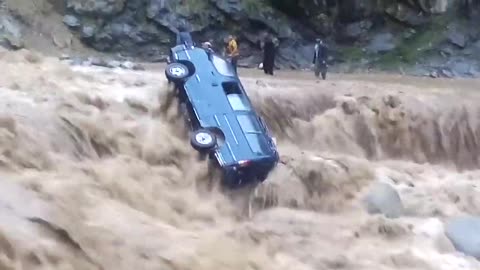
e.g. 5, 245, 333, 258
68, 57, 86, 66
341, 20, 373, 40
429, 70, 439, 78
448, 32, 467, 48
363, 182, 404, 218
445, 216, 480, 259
450, 61, 474, 77
59, 54, 71, 60
120, 61, 145, 70
66, 0, 126, 16
336, 96, 358, 115
439, 68, 454, 78
366, 33, 396, 53
106, 60, 121, 68
439, 46, 454, 57
417, 0, 450, 14
383, 95, 401, 108
63, 15, 81, 28
255, 80, 267, 87
89, 57, 110, 68
0, 14, 24, 49
80, 25, 96, 39
473, 40, 480, 50
385, 3, 429, 27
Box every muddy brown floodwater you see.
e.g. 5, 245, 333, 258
0, 48, 480, 270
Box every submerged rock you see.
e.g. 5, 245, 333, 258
445, 216, 480, 259
363, 182, 404, 218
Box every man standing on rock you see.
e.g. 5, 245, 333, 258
226, 35, 239, 73
261, 34, 278, 76
312, 38, 328, 80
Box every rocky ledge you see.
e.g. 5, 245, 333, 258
2, 0, 480, 78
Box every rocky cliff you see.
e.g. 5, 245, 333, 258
1, 0, 480, 77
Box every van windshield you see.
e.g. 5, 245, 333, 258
211, 54, 236, 77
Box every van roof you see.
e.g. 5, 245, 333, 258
171, 45, 275, 166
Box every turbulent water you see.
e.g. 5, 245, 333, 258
1, 47, 480, 270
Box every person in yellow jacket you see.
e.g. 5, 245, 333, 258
226, 35, 239, 73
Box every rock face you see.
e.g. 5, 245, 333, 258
58, 0, 480, 71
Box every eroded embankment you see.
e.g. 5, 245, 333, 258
0, 49, 479, 270
244, 77, 480, 170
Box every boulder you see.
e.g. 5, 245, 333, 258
63, 15, 81, 28
366, 33, 396, 53
363, 182, 404, 218
385, 3, 429, 27
448, 32, 467, 48
341, 20, 373, 40
0, 13, 24, 49
417, 0, 450, 14
445, 216, 480, 259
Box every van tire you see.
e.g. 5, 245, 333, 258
165, 63, 189, 82
190, 128, 217, 152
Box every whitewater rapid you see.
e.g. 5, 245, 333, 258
0, 48, 480, 270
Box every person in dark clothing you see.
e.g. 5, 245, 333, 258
176, 24, 194, 48
312, 38, 328, 80
262, 34, 277, 75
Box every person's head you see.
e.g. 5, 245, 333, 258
316, 38, 323, 44
202, 41, 212, 49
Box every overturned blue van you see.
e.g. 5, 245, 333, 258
165, 44, 279, 188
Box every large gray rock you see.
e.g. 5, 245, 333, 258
341, 20, 373, 40
63, 15, 81, 28
66, 0, 126, 16
0, 13, 24, 49
366, 33, 396, 53
363, 182, 404, 218
385, 3, 429, 26
445, 216, 480, 259
448, 32, 467, 48
417, 0, 450, 13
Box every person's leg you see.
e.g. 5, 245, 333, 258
231, 57, 238, 73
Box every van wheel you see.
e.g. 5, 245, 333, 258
190, 129, 217, 152
165, 63, 189, 82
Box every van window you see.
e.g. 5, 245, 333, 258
211, 55, 236, 77
222, 81, 242, 95
223, 82, 251, 111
